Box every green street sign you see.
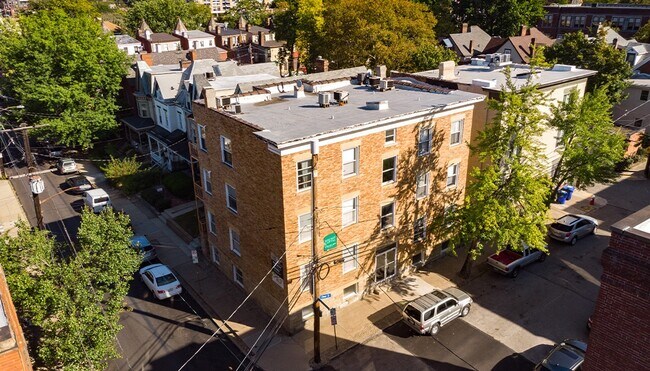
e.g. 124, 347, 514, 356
323, 233, 337, 251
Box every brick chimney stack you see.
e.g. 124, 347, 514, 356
520, 25, 528, 36
314, 56, 329, 73
461, 23, 468, 33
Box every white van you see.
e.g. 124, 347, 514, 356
83, 188, 111, 213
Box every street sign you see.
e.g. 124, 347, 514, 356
330, 308, 337, 326
319, 293, 331, 300
324, 233, 337, 251
191, 250, 198, 264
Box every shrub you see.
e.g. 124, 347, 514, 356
162, 172, 194, 200
141, 188, 171, 211
102, 156, 161, 195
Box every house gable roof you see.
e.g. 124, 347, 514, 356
447, 25, 493, 58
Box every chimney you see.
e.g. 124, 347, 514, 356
314, 56, 329, 72
468, 39, 474, 55
439, 61, 456, 80
530, 38, 536, 57
179, 59, 192, 69
145, 29, 152, 41
374, 65, 387, 79
189, 50, 198, 61
140, 53, 153, 66
258, 31, 265, 46
461, 23, 468, 33
520, 25, 528, 36
612, 38, 619, 48
203, 88, 217, 109
216, 25, 222, 35
246, 24, 251, 32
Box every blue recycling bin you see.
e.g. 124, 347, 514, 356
557, 190, 568, 204
562, 185, 575, 201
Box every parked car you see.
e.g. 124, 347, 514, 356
65, 175, 93, 194
401, 288, 472, 336
487, 242, 546, 278
139, 264, 182, 300
83, 188, 111, 213
534, 339, 587, 371
548, 214, 598, 245
56, 158, 77, 175
130, 235, 157, 262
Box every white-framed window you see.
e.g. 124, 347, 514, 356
225, 184, 237, 213
342, 147, 359, 177
414, 217, 426, 242
411, 251, 424, 266
198, 124, 207, 151
207, 210, 217, 235
382, 156, 397, 184
177, 110, 185, 131
300, 264, 312, 293
343, 283, 358, 300
233, 265, 244, 287
504, 48, 511, 55
418, 127, 432, 156
341, 197, 358, 227
271, 254, 284, 287
298, 213, 312, 243
555, 129, 564, 148
202, 168, 212, 194
229, 228, 241, 255
342, 244, 358, 273
139, 102, 150, 118
210, 243, 220, 264
385, 128, 396, 144
221, 136, 232, 167
297, 160, 313, 191
450, 119, 463, 145
380, 202, 395, 229
446, 163, 458, 187
416, 172, 429, 199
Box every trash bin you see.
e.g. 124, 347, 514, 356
562, 185, 575, 201
557, 190, 568, 204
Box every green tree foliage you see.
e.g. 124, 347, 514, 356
0, 210, 140, 369
634, 20, 650, 43
0, 10, 129, 149
545, 32, 632, 104
315, 0, 440, 70
415, 0, 457, 36
451, 68, 551, 278
273, 0, 324, 70
453, 0, 546, 37
124, 0, 211, 34
548, 88, 626, 199
221, 0, 269, 27
411, 43, 459, 71
29, 0, 99, 16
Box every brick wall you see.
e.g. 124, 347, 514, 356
583, 226, 650, 370
0, 266, 32, 371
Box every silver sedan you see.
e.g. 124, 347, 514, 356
548, 214, 598, 245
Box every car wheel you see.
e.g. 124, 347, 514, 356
511, 267, 520, 278
429, 323, 440, 336
461, 305, 471, 317
538, 253, 547, 262
570, 236, 578, 245
591, 226, 597, 235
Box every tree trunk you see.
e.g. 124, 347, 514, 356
458, 240, 479, 279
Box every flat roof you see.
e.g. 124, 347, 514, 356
185, 30, 214, 39
415, 63, 597, 92
227, 82, 485, 146
612, 205, 650, 243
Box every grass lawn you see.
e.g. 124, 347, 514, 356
173, 209, 201, 238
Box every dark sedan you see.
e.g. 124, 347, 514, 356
66, 175, 93, 194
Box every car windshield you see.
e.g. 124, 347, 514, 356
94, 196, 109, 203
404, 305, 421, 320
156, 273, 177, 286
551, 222, 572, 232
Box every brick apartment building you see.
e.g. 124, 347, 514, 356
0, 266, 31, 371
189, 67, 485, 332
538, 3, 650, 39
583, 206, 650, 370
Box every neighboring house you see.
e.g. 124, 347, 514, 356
442, 24, 502, 63
102, 20, 122, 35
136, 20, 182, 53
612, 77, 650, 157
583, 206, 650, 371
1, 0, 28, 17
538, 3, 650, 39
138, 48, 229, 67
207, 16, 286, 64
114, 35, 143, 56
397, 55, 597, 175
195, 0, 237, 15
172, 18, 217, 50
483, 26, 554, 64
189, 66, 485, 333
0, 266, 32, 371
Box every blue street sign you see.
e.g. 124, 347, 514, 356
319, 293, 331, 300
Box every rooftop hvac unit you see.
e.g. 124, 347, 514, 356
369, 76, 381, 88
221, 97, 231, 106
205, 72, 215, 79
379, 79, 395, 91
357, 72, 366, 85
233, 104, 242, 114
318, 92, 331, 107
333, 90, 349, 105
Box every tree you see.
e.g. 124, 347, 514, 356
545, 31, 632, 105
415, 0, 458, 36
411, 43, 459, 71
123, 0, 211, 34
221, 0, 269, 27
273, 0, 324, 71
547, 88, 626, 200
0, 9, 129, 149
29, 0, 99, 16
634, 20, 650, 43
315, 0, 440, 70
0, 210, 140, 369
453, 0, 546, 37
451, 68, 551, 279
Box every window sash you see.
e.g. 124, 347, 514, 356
342, 148, 358, 176
416, 173, 429, 199
221, 136, 232, 166
342, 197, 358, 226
450, 120, 463, 145
414, 217, 426, 241
385, 129, 395, 143
230, 229, 240, 254
382, 157, 396, 183
226, 185, 237, 212
342, 244, 358, 273
380, 203, 394, 229
343, 283, 358, 299
203, 169, 212, 194
418, 128, 432, 155
300, 264, 312, 292
208, 211, 217, 235
199, 124, 207, 151
298, 213, 312, 243
233, 266, 244, 285
447, 164, 458, 187
297, 160, 313, 190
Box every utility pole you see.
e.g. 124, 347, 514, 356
29, 175, 45, 230
0, 153, 4, 179
21, 125, 35, 171
310, 140, 321, 365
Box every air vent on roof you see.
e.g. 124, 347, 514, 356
551, 64, 577, 72
318, 92, 331, 107
379, 80, 395, 92
368, 76, 381, 89
233, 104, 242, 114
205, 72, 215, 79
220, 96, 231, 107
366, 100, 389, 110
333, 90, 349, 105
294, 84, 305, 98
356, 72, 366, 85
471, 79, 497, 88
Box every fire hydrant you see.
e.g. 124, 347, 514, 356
590, 196, 596, 206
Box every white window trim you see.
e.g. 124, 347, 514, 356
198, 124, 207, 152
300, 264, 312, 293
343, 283, 358, 300
450, 119, 464, 146
446, 163, 459, 188
418, 127, 433, 156
385, 128, 396, 145
225, 184, 238, 213
210, 243, 220, 265
233, 265, 244, 287
207, 211, 217, 235
221, 135, 233, 167
341, 196, 359, 227
229, 228, 241, 256
296, 160, 313, 192
342, 147, 359, 178
380, 202, 395, 229
298, 213, 312, 243
342, 243, 358, 273
414, 216, 426, 242
416, 172, 430, 199
202, 168, 212, 195
382, 156, 397, 185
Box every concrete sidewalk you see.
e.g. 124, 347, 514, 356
0, 179, 27, 236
